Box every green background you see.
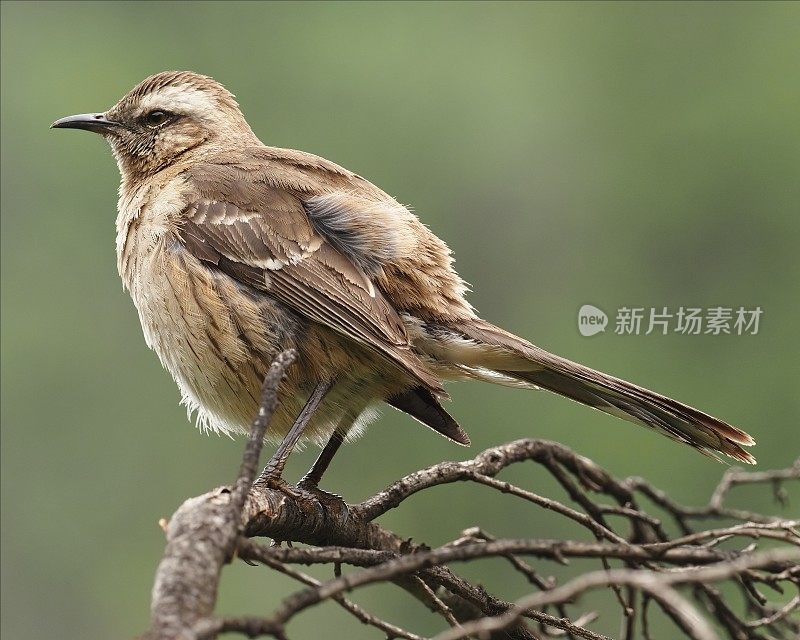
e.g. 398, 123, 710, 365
2, 2, 798, 638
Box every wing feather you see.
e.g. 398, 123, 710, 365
179, 196, 444, 394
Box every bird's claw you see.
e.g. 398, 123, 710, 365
296, 479, 344, 506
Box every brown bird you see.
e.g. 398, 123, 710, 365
52, 71, 755, 490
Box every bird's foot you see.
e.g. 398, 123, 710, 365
253, 474, 319, 503
297, 477, 345, 507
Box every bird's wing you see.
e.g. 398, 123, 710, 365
187, 146, 477, 324
178, 193, 445, 394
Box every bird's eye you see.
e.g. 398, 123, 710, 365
144, 110, 169, 128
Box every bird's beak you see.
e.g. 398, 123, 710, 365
51, 113, 121, 134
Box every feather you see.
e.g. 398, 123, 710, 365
179, 192, 446, 396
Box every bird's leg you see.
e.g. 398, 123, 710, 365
297, 428, 345, 492
254, 379, 333, 490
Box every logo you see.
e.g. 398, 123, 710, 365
576, 305, 762, 337
577, 304, 608, 337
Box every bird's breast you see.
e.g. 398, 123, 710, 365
117, 205, 286, 434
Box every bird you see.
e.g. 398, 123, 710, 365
52, 70, 755, 490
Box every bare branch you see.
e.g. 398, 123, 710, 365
139, 373, 799, 640
238, 536, 798, 570
430, 549, 800, 640
745, 594, 800, 628
143, 351, 296, 640
257, 554, 427, 640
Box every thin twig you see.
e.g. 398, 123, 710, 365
430, 549, 800, 640
143, 351, 296, 640
141, 429, 799, 640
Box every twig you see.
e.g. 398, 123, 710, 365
258, 554, 427, 640
238, 536, 798, 571
143, 351, 296, 640
140, 416, 799, 640
745, 594, 800, 628
430, 549, 800, 640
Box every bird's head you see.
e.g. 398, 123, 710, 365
52, 71, 256, 181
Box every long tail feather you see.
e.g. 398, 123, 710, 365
434, 319, 756, 464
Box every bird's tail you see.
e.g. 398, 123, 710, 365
423, 318, 756, 464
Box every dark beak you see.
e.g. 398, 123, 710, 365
51, 113, 120, 134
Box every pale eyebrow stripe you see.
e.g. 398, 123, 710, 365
138, 85, 217, 117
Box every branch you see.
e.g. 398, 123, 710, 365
236, 535, 799, 570
139, 353, 800, 640
430, 549, 800, 640
142, 350, 296, 640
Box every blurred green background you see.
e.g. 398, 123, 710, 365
2, 2, 799, 638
